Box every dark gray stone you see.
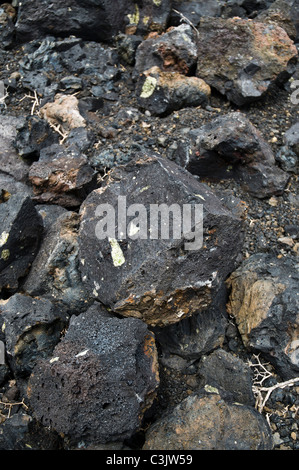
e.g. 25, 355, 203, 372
169, 112, 290, 198
78, 154, 244, 327
226, 253, 299, 380
153, 285, 228, 371
13, 115, 59, 160
0, 293, 67, 379
23, 211, 92, 314
27, 302, 159, 445
15, 0, 131, 44
198, 348, 256, 406
0, 193, 43, 294
0, 115, 29, 182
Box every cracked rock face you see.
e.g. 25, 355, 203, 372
78, 154, 244, 327
0, 193, 43, 293
27, 302, 159, 445
196, 17, 298, 106
226, 253, 299, 380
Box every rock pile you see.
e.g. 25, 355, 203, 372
0, 0, 298, 451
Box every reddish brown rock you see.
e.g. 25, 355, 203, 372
196, 17, 298, 106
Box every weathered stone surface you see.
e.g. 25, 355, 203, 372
78, 154, 244, 327
0, 293, 67, 379
0, 412, 62, 450
133, 24, 198, 80
136, 66, 211, 115
0, 3, 15, 49
39, 94, 86, 133
13, 115, 59, 160
170, 0, 226, 28
125, 0, 171, 36
143, 390, 273, 450
256, 0, 298, 41
169, 111, 290, 198
0, 114, 28, 181
29, 144, 96, 208
198, 348, 255, 406
15, 0, 131, 44
152, 285, 228, 370
23, 211, 92, 314
27, 302, 159, 445
196, 17, 298, 106
276, 121, 299, 173
226, 253, 299, 380
0, 193, 43, 293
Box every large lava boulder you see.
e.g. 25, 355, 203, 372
78, 154, 244, 327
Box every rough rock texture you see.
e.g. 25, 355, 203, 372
23, 211, 92, 314
226, 253, 299, 380
28, 144, 96, 208
169, 111, 290, 198
13, 115, 59, 160
125, 0, 172, 36
256, 0, 298, 41
15, 0, 131, 44
152, 284, 228, 370
0, 193, 43, 293
39, 94, 86, 133
143, 390, 273, 450
276, 121, 299, 173
78, 154, 244, 327
196, 17, 298, 106
0, 115, 29, 182
0, 293, 67, 380
136, 66, 211, 116
0, 3, 15, 49
198, 348, 256, 406
27, 303, 159, 445
133, 24, 199, 80
0, 413, 62, 450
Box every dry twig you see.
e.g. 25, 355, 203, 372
0, 398, 28, 419
248, 354, 299, 413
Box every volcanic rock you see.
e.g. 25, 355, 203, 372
0, 193, 43, 294
143, 389, 273, 450
0, 115, 29, 182
169, 111, 290, 198
133, 24, 199, 80
226, 253, 299, 380
27, 302, 159, 445
125, 0, 172, 36
15, 0, 131, 44
23, 211, 92, 314
198, 348, 255, 406
196, 17, 298, 106
78, 154, 244, 327
136, 66, 211, 115
0, 293, 67, 380
28, 144, 96, 208
13, 115, 59, 160
152, 284, 228, 370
